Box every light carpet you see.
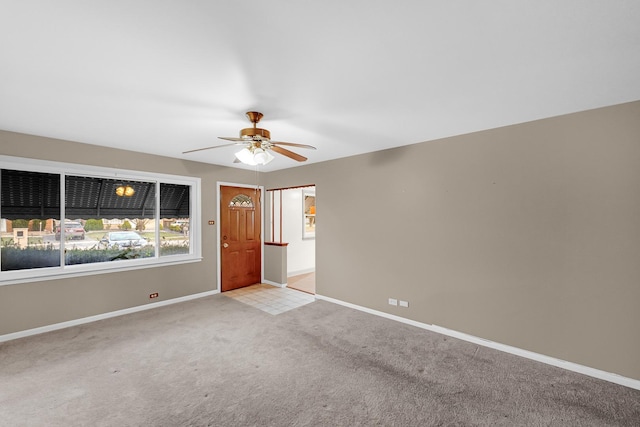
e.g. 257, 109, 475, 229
1, 295, 639, 426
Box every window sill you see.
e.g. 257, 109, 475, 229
0, 256, 203, 287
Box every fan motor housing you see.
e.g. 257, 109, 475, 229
240, 127, 270, 140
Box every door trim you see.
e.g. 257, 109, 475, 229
216, 182, 265, 292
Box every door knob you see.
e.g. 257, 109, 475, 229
223, 242, 229, 248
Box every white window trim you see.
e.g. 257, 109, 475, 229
0, 155, 202, 286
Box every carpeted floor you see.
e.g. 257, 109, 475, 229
1, 294, 639, 426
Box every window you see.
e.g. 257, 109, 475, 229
1, 169, 60, 271
229, 194, 253, 207
0, 156, 200, 285
159, 183, 191, 257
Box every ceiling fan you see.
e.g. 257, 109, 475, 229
182, 111, 316, 165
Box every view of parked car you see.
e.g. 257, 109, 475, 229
99, 231, 148, 249
55, 221, 85, 240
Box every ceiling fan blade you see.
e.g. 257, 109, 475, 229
271, 141, 317, 150
182, 142, 240, 154
270, 145, 308, 162
218, 136, 247, 142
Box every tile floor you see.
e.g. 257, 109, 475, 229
224, 283, 316, 315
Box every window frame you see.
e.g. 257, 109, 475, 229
0, 155, 201, 286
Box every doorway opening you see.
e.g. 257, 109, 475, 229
266, 185, 316, 294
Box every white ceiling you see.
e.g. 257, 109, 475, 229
1, 1, 639, 171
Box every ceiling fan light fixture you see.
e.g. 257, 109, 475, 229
184, 111, 315, 163
235, 148, 255, 165
235, 147, 274, 166
253, 148, 274, 165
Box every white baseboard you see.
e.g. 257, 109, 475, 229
315, 294, 640, 391
263, 280, 287, 288
0, 290, 219, 343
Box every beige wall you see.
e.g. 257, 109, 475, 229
2, 101, 639, 381
264, 244, 287, 285
0, 130, 256, 335
264, 101, 640, 381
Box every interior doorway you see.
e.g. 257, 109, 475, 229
266, 185, 316, 294
219, 184, 262, 292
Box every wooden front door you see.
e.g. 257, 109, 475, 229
220, 185, 262, 291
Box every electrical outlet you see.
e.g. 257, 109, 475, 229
388, 298, 398, 306
399, 300, 409, 308
149, 292, 159, 299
